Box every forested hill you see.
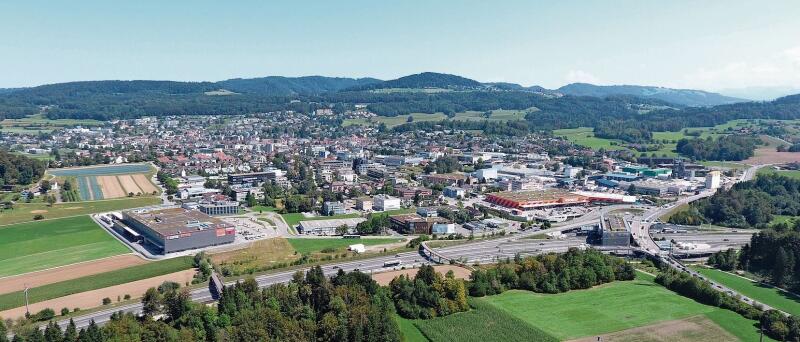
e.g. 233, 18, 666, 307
348, 72, 485, 91
216, 76, 382, 95
557, 83, 747, 107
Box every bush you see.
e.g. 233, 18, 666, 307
102, 297, 112, 305
33, 214, 44, 220
60, 307, 69, 316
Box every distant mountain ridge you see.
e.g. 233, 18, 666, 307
557, 83, 747, 107
217, 76, 382, 96
348, 72, 484, 91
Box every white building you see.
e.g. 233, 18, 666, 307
705, 171, 721, 189
474, 168, 498, 181
373, 194, 401, 211
432, 222, 456, 234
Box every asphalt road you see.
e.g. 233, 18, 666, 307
50, 165, 772, 331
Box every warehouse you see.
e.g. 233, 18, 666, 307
122, 207, 235, 254
485, 189, 590, 210
598, 214, 631, 247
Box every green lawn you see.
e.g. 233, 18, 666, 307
0, 197, 161, 225
483, 272, 766, 341
280, 212, 361, 228
699, 161, 750, 170
250, 205, 277, 213
0, 256, 193, 311
412, 297, 557, 342
286, 237, 404, 254
693, 266, 800, 316
395, 315, 428, 342
0, 216, 130, 277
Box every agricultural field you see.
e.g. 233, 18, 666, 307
410, 297, 558, 342
0, 216, 130, 277
286, 237, 404, 254
0, 113, 103, 135
693, 266, 800, 316
48, 163, 159, 201
757, 167, 800, 180
0, 256, 193, 311
0, 197, 161, 225
342, 109, 533, 128
405, 272, 767, 342
554, 121, 740, 157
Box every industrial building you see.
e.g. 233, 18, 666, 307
198, 200, 240, 216
389, 214, 450, 235
598, 214, 630, 247
485, 189, 591, 210
121, 208, 235, 254
297, 218, 367, 235
705, 171, 721, 189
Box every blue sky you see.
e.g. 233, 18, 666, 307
1, 0, 799, 91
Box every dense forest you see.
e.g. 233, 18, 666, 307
468, 249, 636, 296
674, 135, 759, 161
669, 174, 800, 228
0, 149, 47, 186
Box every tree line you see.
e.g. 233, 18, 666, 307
0, 149, 47, 187
675, 135, 758, 161
468, 248, 635, 296
669, 174, 800, 228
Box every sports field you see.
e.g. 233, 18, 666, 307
693, 266, 800, 316
48, 164, 159, 201
286, 237, 404, 254
0, 216, 130, 277
404, 272, 769, 341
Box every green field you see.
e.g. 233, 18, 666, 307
693, 266, 800, 316
699, 161, 750, 170
395, 315, 428, 342
554, 121, 737, 157
0, 114, 102, 135
343, 109, 532, 128
0, 216, 130, 277
0, 257, 193, 311
0, 197, 161, 225
757, 167, 800, 180
393, 272, 769, 342
286, 237, 404, 254
280, 212, 361, 228
412, 297, 557, 342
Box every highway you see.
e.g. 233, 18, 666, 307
49, 165, 770, 331
631, 164, 782, 313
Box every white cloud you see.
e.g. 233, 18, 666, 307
565, 70, 601, 84
784, 46, 800, 65
679, 46, 800, 90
